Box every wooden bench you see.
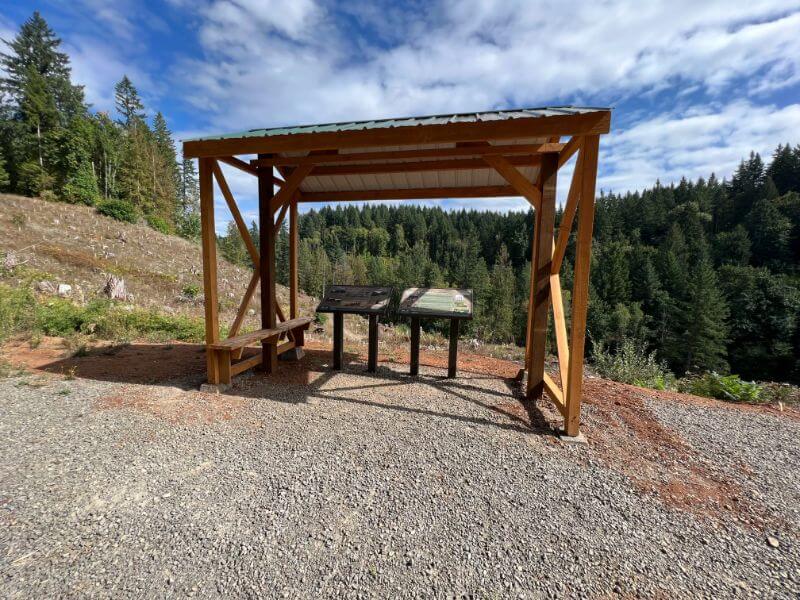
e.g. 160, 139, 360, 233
207, 316, 312, 384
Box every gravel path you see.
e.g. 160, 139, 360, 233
1, 357, 798, 598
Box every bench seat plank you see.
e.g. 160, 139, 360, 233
208, 317, 311, 350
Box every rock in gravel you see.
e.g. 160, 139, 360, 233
768, 536, 780, 548
56, 283, 72, 296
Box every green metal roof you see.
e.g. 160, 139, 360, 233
184, 106, 610, 142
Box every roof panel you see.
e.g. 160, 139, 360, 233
186, 106, 609, 142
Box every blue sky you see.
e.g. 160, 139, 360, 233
2, 1, 800, 232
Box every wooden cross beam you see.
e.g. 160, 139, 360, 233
250, 142, 564, 168
480, 154, 542, 210
269, 164, 313, 212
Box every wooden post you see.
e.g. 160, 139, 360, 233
527, 153, 558, 399
410, 316, 420, 376
289, 195, 299, 320
564, 135, 600, 436
258, 156, 278, 374
367, 314, 379, 373
333, 313, 344, 370
447, 319, 459, 378
199, 158, 220, 384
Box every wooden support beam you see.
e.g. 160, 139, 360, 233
543, 373, 567, 417
527, 153, 558, 400
552, 146, 584, 274
217, 155, 285, 186
269, 164, 313, 212
228, 270, 260, 359
258, 154, 278, 374
183, 111, 610, 158
252, 144, 562, 168
213, 161, 259, 264
218, 156, 258, 177
550, 272, 570, 399
289, 197, 299, 319
482, 155, 542, 211
231, 352, 262, 376
564, 135, 600, 437
558, 136, 582, 169
306, 155, 542, 177
524, 171, 542, 368
299, 185, 517, 203
199, 157, 220, 384
273, 199, 290, 234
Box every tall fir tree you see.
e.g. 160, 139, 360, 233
114, 76, 145, 127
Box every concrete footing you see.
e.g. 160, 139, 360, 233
279, 347, 305, 361
199, 382, 230, 394
559, 431, 588, 445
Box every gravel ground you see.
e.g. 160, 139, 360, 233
1, 355, 798, 598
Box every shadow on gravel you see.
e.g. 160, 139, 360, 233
34, 342, 555, 436
231, 350, 556, 437
35, 342, 208, 389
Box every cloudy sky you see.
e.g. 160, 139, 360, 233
3, 1, 800, 230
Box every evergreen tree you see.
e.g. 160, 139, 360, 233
678, 257, 729, 373
767, 144, 800, 195
487, 245, 516, 342
0, 149, 9, 190
728, 152, 765, 223
178, 157, 200, 239
114, 76, 145, 126
0, 11, 84, 119
747, 197, 791, 267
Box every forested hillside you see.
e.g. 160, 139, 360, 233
218, 148, 800, 384
0, 12, 199, 237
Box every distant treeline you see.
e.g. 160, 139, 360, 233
219, 145, 800, 384
0, 12, 200, 237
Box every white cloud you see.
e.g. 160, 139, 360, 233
66, 36, 156, 113
169, 0, 800, 219
179, 0, 800, 132
600, 101, 800, 193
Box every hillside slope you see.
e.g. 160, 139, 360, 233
0, 194, 316, 329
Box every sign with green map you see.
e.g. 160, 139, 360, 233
398, 288, 473, 319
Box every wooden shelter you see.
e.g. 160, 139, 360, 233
182, 107, 611, 436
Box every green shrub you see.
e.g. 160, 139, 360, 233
0, 284, 36, 340
182, 284, 200, 299
146, 215, 172, 234
0, 284, 205, 344
35, 298, 87, 336
678, 372, 763, 403
592, 337, 674, 390
17, 161, 53, 196
40, 190, 58, 203
314, 312, 327, 325
62, 162, 100, 205
92, 306, 205, 342
96, 199, 138, 223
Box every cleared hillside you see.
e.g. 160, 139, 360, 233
0, 194, 316, 330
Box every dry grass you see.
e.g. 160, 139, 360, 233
0, 194, 317, 329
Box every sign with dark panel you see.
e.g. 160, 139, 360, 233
316, 285, 393, 315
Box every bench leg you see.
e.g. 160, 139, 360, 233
292, 326, 305, 347
262, 340, 277, 374
333, 313, 343, 370
219, 349, 232, 385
